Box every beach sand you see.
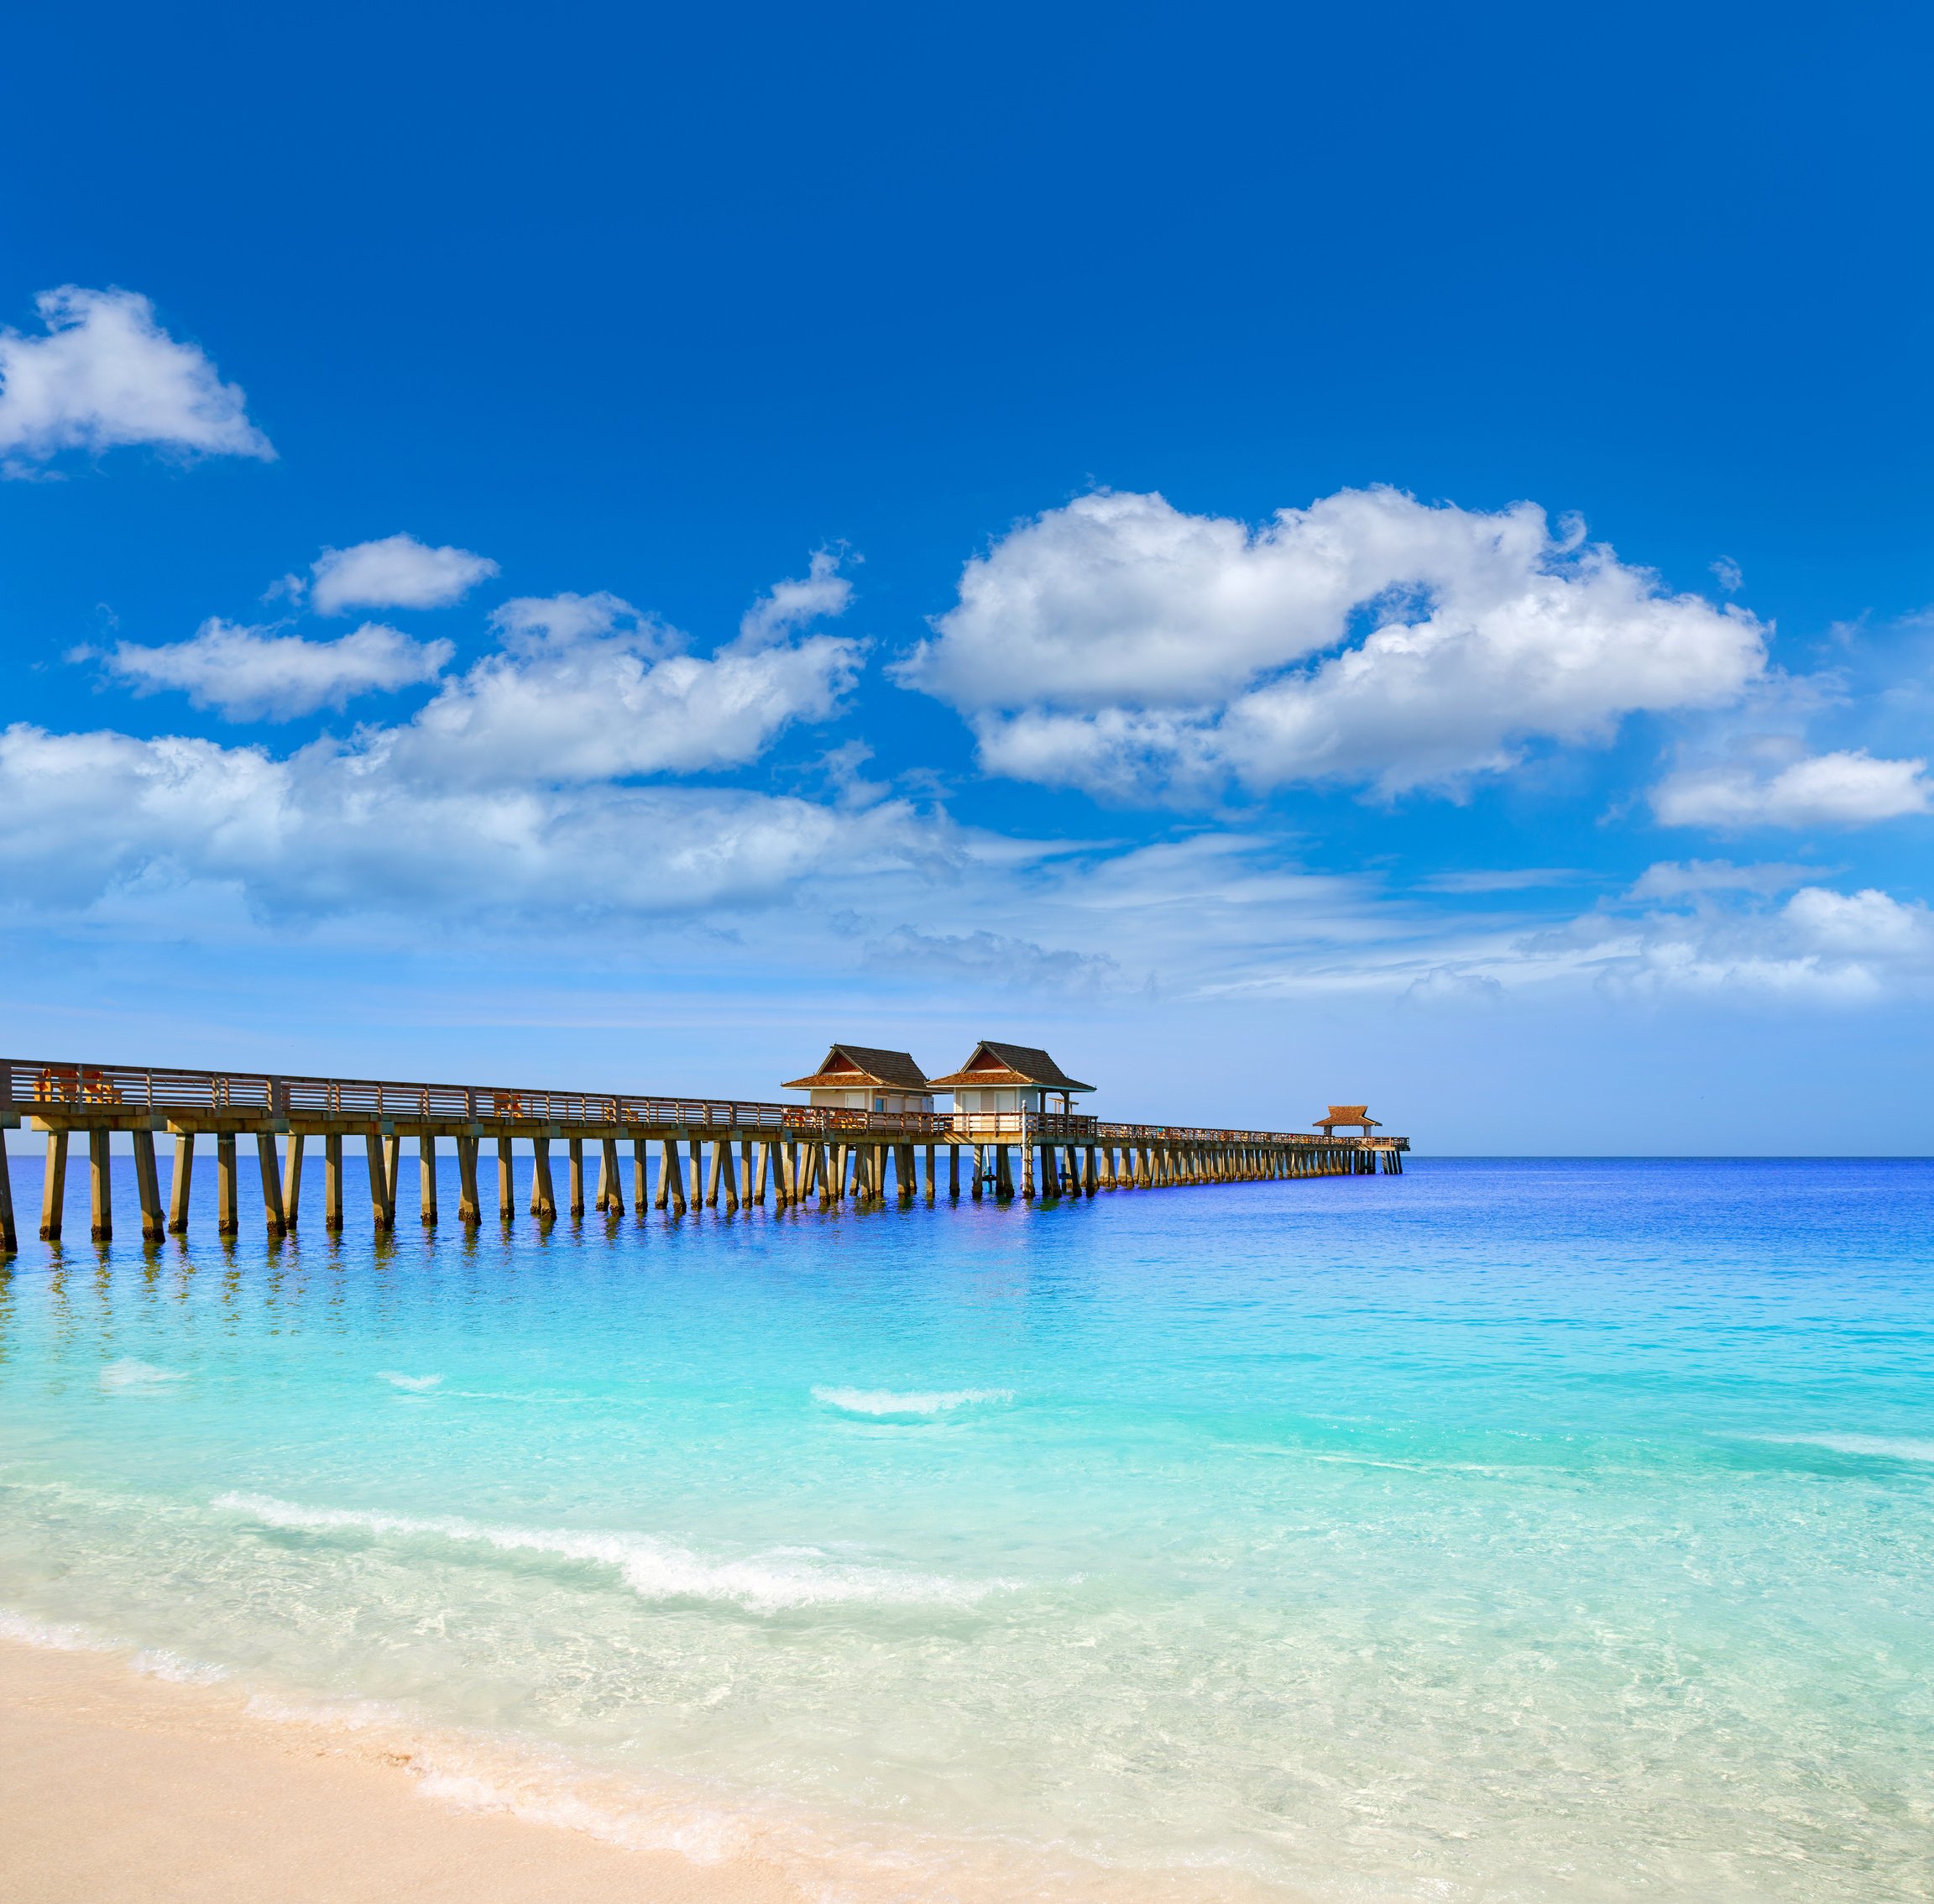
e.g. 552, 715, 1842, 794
0, 1638, 802, 1903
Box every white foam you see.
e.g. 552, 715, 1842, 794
377, 1371, 444, 1391
1753, 1432, 1934, 1464
813, 1385, 1013, 1417
132, 1647, 228, 1685
214, 1492, 1014, 1614
0, 1608, 117, 1653
99, 1357, 184, 1391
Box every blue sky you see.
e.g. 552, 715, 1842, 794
3, 0, 1931, 1150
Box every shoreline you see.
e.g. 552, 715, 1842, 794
0, 1635, 801, 1904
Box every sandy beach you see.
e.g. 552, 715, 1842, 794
0, 1639, 799, 1904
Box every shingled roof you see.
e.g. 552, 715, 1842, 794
1315, 1105, 1380, 1129
928, 1040, 1095, 1094
782, 1044, 932, 1092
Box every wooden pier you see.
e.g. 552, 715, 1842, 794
0, 1058, 1409, 1250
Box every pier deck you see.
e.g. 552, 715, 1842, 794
0, 1057, 1409, 1248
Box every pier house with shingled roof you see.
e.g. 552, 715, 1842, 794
782, 1044, 935, 1116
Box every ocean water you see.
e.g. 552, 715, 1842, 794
1, 1154, 1930, 1901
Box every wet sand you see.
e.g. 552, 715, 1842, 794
0, 1639, 801, 1904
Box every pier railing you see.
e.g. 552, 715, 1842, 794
3, 1058, 1405, 1153
0, 1055, 1409, 1250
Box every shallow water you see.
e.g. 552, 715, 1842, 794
1, 1156, 1930, 1900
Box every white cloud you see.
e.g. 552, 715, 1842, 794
738, 549, 854, 650
0, 555, 878, 925
899, 487, 1766, 799
310, 533, 499, 615
1627, 859, 1820, 900
0, 720, 940, 923
379, 588, 862, 787
0, 286, 272, 469
1652, 750, 1931, 829
99, 619, 453, 720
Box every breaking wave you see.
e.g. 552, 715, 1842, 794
813, 1385, 1013, 1417
377, 1372, 444, 1391
214, 1492, 1013, 1613
1752, 1432, 1934, 1464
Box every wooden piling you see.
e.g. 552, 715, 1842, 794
89, 1127, 112, 1241
282, 1135, 305, 1230
39, 1129, 68, 1241
705, 1139, 723, 1209
632, 1138, 650, 1215
0, 1128, 16, 1255
383, 1135, 401, 1221
159, 1132, 191, 1236
595, 1137, 616, 1213
753, 1140, 771, 1206
531, 1137, 557, 1220
367, 1132, 395, 1231
214, 1133, 238, 1236
661, 1138, 686, 1215
568, 1136, 585, 1218
132, 1129, 164, 1242
456, 1136, 480, 1225
416, 1134, 437, 1225
326, 1133, 346, 1229
720, 1138, 740, 1212
256, 1132, 286, 1235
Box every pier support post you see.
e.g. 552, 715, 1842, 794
256, 1132, 286, 1235
497, 1137, 515, 1221
631, 1138, 650, 1216
703, 1139, 722, 1209
384, 1136, 401, 1219
133, 1130, 164, 1242
949, 1145, 960, 1199
326, 1135, 345, 1230
89, 1127, 113, 1241
816, 1143, 834, 1206
720, 1138, 740, 1212
366, 1132, 395, 1231
1020, 1144, 1035, 1200
39, 1130, 68, 1241
897, 1143, 917, 1201
1084, 1146, 1097, 1195
216, 1133, 239, 1237
530, 1137, 557, 1221
421, 1135, 439, 1226
597, 1138, 619, 1213
970, 1144, 983, 1200
0, 1129, 15, 1255
167, 1133, 195, 1235
282, 1135, 305, 1230
567, 1137, 585, 1218
753, 1141, 771, 1206
741, 1141, 755, 1204
661, 1138, 686, 1216
456, 1137, 480, 1226
925, 1143, 936, 1202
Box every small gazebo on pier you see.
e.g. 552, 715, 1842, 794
928, 1041, 1095, 1128
1315, 1105, 1380, 1134
782, 1044, 935, 1115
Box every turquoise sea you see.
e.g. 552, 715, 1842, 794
1, 1155, 1930, 1901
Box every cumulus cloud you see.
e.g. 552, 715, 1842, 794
899, 487, 1766, 799
0, 554, 881, 926
379, 588, 863, 787
1497, 875, 1934, 1004
0, 720, 939, 922
98, 619, 452, 719
1651, 750, 1931, 829
0, 286, 272, 469
738, 549, 854, 650
309, 533, 499, 615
